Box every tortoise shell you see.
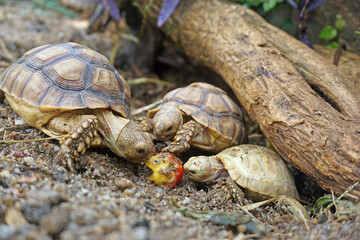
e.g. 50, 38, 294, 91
149, 82, 245, 147
217, 145, 299, 200
0, 42, 131, 118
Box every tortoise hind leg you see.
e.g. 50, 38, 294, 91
56, 115, 101, 172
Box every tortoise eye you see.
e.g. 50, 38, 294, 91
136, 148, 145, 154
189, 170, 196, 175
166, 126, 173, 132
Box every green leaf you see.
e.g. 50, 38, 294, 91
356, 31, 360, 35
318, 25, 338, 40
326, 41, 339, 49
35, 0, 78, 18
263, 0, 278, 12
315, 195, 333, 207
335, 14, 346, 32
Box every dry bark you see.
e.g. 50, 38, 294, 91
135, 0, 360, 199
314, 45, 360, 96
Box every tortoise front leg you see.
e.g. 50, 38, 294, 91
225, 177, 245, 205
56, 116, 101, 172
162, 120, 200, 154
135, 116, 153, 132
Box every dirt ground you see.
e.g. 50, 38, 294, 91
0, 1, 359, 240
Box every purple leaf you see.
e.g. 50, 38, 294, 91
285, 0, 298, 9
308, 0, 327, 12
157, 0, 180, 27
98, 0, 121, 22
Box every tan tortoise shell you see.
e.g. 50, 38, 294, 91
0, 42, 131, 118
159, 82, 245, 145
217, 145, 300, 200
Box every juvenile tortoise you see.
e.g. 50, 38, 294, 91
143, 82, 246, 154
184, 144, 299, 201
0, 42, 155, 171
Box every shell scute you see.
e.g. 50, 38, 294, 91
206, 116, 221, 137
191, 82, 225, 94
72, 44, 110, 65
22, 44, 50, 58
88, 67, 120, 94
111, 101, 130, 118
178, 103, 201, 117
222, 94, 242, 116
39, 86, 64, 112
232, 119, 245, 144
60, 91, 86, 110
80, 91, 109, 109
219, 117, 236, 139
10, 68, 32, 97
22, 72, 52, 104
167, 86, 205, 106
43, 57, 87, 91
25, 45, 69, 70
202, 93, 229, 114
0, 64, 22, 91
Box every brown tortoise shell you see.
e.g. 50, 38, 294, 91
150, 82, 245, 145
0, 42, 131, 118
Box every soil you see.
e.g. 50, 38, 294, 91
0, 1, 359, 240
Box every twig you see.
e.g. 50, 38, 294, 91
0, 61, 10, 67
110, 31, 121, 66
0, 38, 17, 63
127, 77, 175, 88
239, 206, 262, 224
131, 99, 163, 116
333, 43, 344, 66
0, 136, 61, 144
0, 124, 31, 131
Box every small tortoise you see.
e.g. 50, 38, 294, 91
143, 82, 246, 154
0, 42, 155, 171
184, 145, 299, 201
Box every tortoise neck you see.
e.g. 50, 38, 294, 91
95, 109, 129, 158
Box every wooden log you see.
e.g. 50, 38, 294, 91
135, 0, 360, 199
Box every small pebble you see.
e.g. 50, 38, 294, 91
182, 197, 191, 205
23, 157, 34, 165
14, 118, 26, 125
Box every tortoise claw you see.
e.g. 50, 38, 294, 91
162, 120, 196, 155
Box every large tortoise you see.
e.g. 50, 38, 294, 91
184, 145, 299, 201
144, 82, 246, 154
0, 42, 155, 171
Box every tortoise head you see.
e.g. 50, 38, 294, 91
96, 109, 156, 163
151, 106, 183, 141
115, 121, 156, 163
184, 156, 229, 183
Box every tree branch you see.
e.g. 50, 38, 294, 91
136, 0, 360, 199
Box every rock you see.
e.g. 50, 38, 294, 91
4, 208, 28, 226
39, 203, 71, 235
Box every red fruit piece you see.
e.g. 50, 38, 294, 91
146, 152, 184, 188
